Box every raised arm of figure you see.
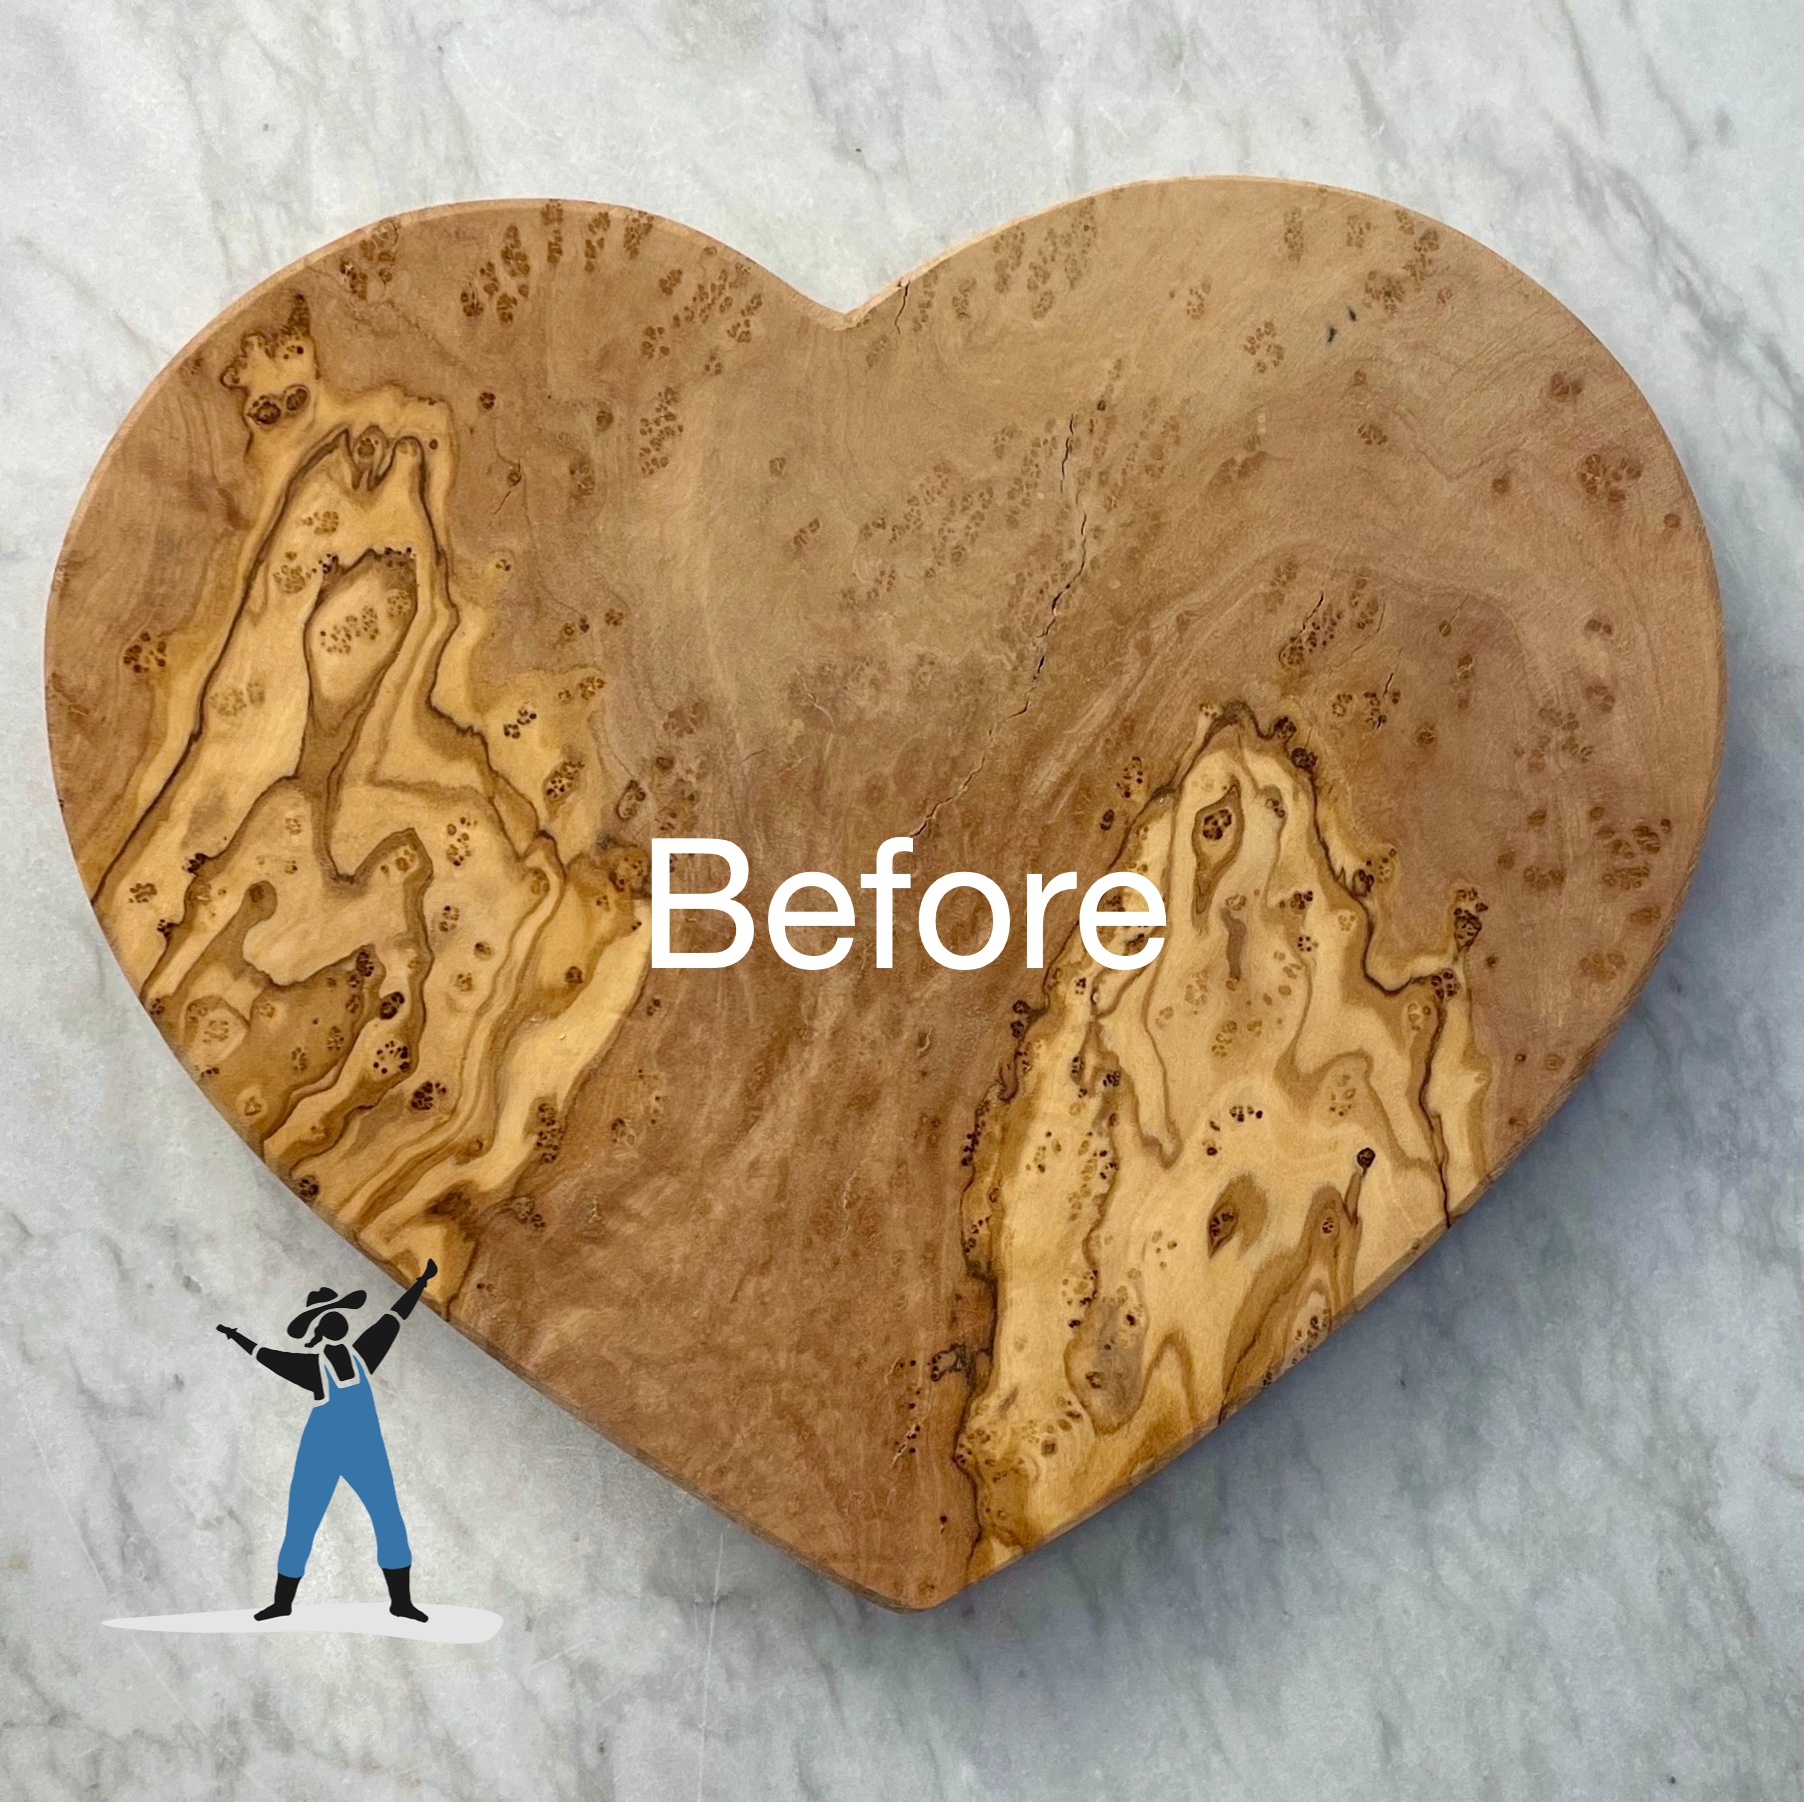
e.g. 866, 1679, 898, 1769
217, 1323, 324, 1398
353, 1259, 439, 1375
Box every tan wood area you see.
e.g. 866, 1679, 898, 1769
44, 181, 1723, 1606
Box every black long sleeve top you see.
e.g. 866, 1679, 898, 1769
228, 1268, 432, 1399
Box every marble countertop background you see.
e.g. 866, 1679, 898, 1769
3, 2, 1802, 1797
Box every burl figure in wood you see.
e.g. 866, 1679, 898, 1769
45, 181, 1722, 1607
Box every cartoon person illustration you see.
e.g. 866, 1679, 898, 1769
217, 1260, 438, 1622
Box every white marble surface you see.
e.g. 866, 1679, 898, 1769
3, 2, 1802, 1796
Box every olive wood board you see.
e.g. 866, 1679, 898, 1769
44, 180, 1723, 1608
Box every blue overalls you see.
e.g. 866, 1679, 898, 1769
276, 1349, 411, 1579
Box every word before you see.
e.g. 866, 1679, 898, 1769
650, 837, 1166, 972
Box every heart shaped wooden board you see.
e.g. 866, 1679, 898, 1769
45, 181, 1722, 1607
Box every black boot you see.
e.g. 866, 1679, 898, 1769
254, 1572, 300, 1621
382, 1564, 427, 1622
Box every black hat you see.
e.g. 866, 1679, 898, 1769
286, 1285, 367, 1340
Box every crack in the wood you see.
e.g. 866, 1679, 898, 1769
911, 414, 1089, 843
1032, 510, 1087, 684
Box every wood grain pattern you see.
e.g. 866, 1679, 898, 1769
44, 181, 1722, 1607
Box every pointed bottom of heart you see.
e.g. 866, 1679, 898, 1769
103, 1603, 501, 1643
